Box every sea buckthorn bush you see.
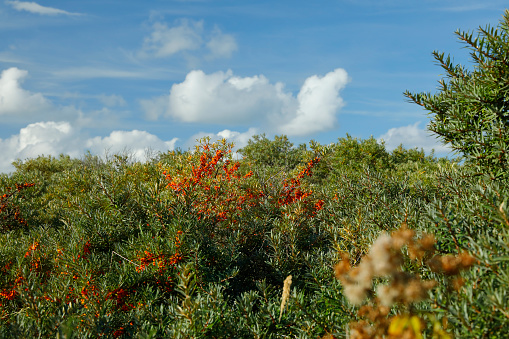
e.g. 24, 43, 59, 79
161, 138, 327, 298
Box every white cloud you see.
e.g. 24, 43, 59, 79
206, 27, 237, 59
140, 19, 237, 60
6, 1, 81, 16
378, 122, 453, 154
216, 128, 257, 147
0, 67, 51, 116
18, 121, 75, 154
184, 128, 258, 152
86, 130, 178, 160
0, 121, 178, 174
142, 19, 204, 58
167, 69, 293, 124
0, 121, 81, 173
0, 67, 130, 128
279, 68, 349, 135
143, 68, 348, 137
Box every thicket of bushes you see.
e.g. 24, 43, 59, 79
0, 10, 508, 339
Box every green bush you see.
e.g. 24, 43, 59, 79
0, 135, 458, 338
405, 10, 509, 180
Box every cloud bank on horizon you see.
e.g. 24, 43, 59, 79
0, 0, 490, 174
378, 122, 451, 154
0, 121, 179, 174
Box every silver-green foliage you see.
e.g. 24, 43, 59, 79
405, 10, 509, 179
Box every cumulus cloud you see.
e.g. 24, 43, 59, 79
142, 68, 349, 137
86, 130, 178, 160
216, 128, 257, 147
6, 1, 82, 16
0, 121, 81, 173
184, 127, 258, 151
0, 67, 51, 116
167, 69, 293, 124
0, 121, 178, 174
0, 67, 129, 127
378, 122, 453, 154
16, 121, 79, 158
280, 68, 349, 135
140, 19, 237, 60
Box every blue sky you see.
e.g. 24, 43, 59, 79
0, 0, 507, 173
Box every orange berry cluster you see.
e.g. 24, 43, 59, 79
1, 240, 43, 304
0, 275, 23, 301
165, 143, 323, 228
164, 147, 262, 225
80, 279, 100, 308
279, 157, 321, 207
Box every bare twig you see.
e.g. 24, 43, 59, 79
111, 251, 140, 268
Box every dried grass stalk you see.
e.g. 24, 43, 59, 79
279, 275, 292, 322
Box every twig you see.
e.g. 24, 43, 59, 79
111, 251, 140, 268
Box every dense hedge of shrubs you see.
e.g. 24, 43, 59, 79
0, 10, 508, 339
